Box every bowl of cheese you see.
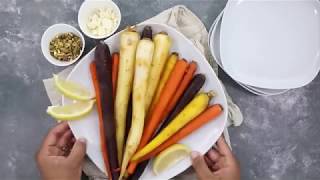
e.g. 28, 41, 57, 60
78, 0, 121, 39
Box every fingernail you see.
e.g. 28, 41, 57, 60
78, 137, 87, 143
191, 151, 200, 159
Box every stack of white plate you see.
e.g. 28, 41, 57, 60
209, 0, 320, 96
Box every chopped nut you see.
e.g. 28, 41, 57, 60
49, 32, 82, 61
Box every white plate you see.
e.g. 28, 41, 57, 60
220, 0, 320, 89
62, 23, 228, 179
209, 10, 224, 67
209, 11, 288, 96
208, 10, 224, 46
246, 85, 289, 96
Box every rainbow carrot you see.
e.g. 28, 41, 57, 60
134, 104, 223, 162
112, 52, 119, 97
132, 92, 214, 161
148, 53, 178, 113
90, 62, 113, 178
164, 61, 197, 117
127, 59, 188, 174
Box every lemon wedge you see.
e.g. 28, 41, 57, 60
153, 144, 191, 175
53, 74, 95, 101
47, 100, 95, 121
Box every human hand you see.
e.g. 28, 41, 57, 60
36, 122, 87, 180
191, 136, 240, 180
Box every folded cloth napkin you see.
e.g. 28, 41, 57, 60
43, 5, 243, 180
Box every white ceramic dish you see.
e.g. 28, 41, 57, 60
41, 24, 85, 66
246, 85, 289, 96
63, 23, 228, 179
78, 0, 121, 39
220, 0, 320, 89
208, 10, 224, 66
209, 11, 288, 96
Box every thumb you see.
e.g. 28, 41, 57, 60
191, 151, 214, 180
68, 138, 87, 164
216, 137, 232, 157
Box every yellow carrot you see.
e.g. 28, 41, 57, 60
149, 53, 178, 114
145, 32, 172, 114
115, 27, 140, 163
120, 38, 154, 179
131, 91, 215, 161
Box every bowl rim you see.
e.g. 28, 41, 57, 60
77, 0, 122, 39
41, 23, 85, 66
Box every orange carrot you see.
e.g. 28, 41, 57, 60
90, 62, 112, 178
112, 52, 119, 97
164, 61, 197, 118
148, 53, 178, 114
135, 104, 223, 163
127, 59, 188, 174
127, 158, 137, 174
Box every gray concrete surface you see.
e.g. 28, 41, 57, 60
0, 0, 319, 179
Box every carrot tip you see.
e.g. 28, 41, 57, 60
207, 91, 216, 98
159, 31, 168, 35
172, 52, 179, 56
127, 26, 137, 32
180, 58, 187, 62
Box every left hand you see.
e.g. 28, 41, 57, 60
35, 122, 87, 180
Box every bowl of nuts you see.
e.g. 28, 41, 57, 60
41, 24, 85, 66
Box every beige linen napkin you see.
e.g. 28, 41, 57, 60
43, 5, 243, 180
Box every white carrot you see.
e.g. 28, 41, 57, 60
115, 27, 140, 164
145, 32, 172, 114
119, 38, 155, 179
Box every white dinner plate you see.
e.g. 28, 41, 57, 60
209, 10, 224, 67
209, 10, 288, 96
220, 0, 320, 89
62, 23, 228, 180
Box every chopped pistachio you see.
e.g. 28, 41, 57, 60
49, 32, 82, 61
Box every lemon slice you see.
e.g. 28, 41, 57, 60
47, 100, 95, 121
153, 144, 191, 175
53, 74, 95, 101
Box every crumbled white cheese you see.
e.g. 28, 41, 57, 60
86, 7, 118, 37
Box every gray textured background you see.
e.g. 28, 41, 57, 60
0, 0, 319, 180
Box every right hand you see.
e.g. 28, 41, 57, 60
191, 136, 240, 180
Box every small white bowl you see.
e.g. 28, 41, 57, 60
78, 0, 121, 39
41, 24, 85, 66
